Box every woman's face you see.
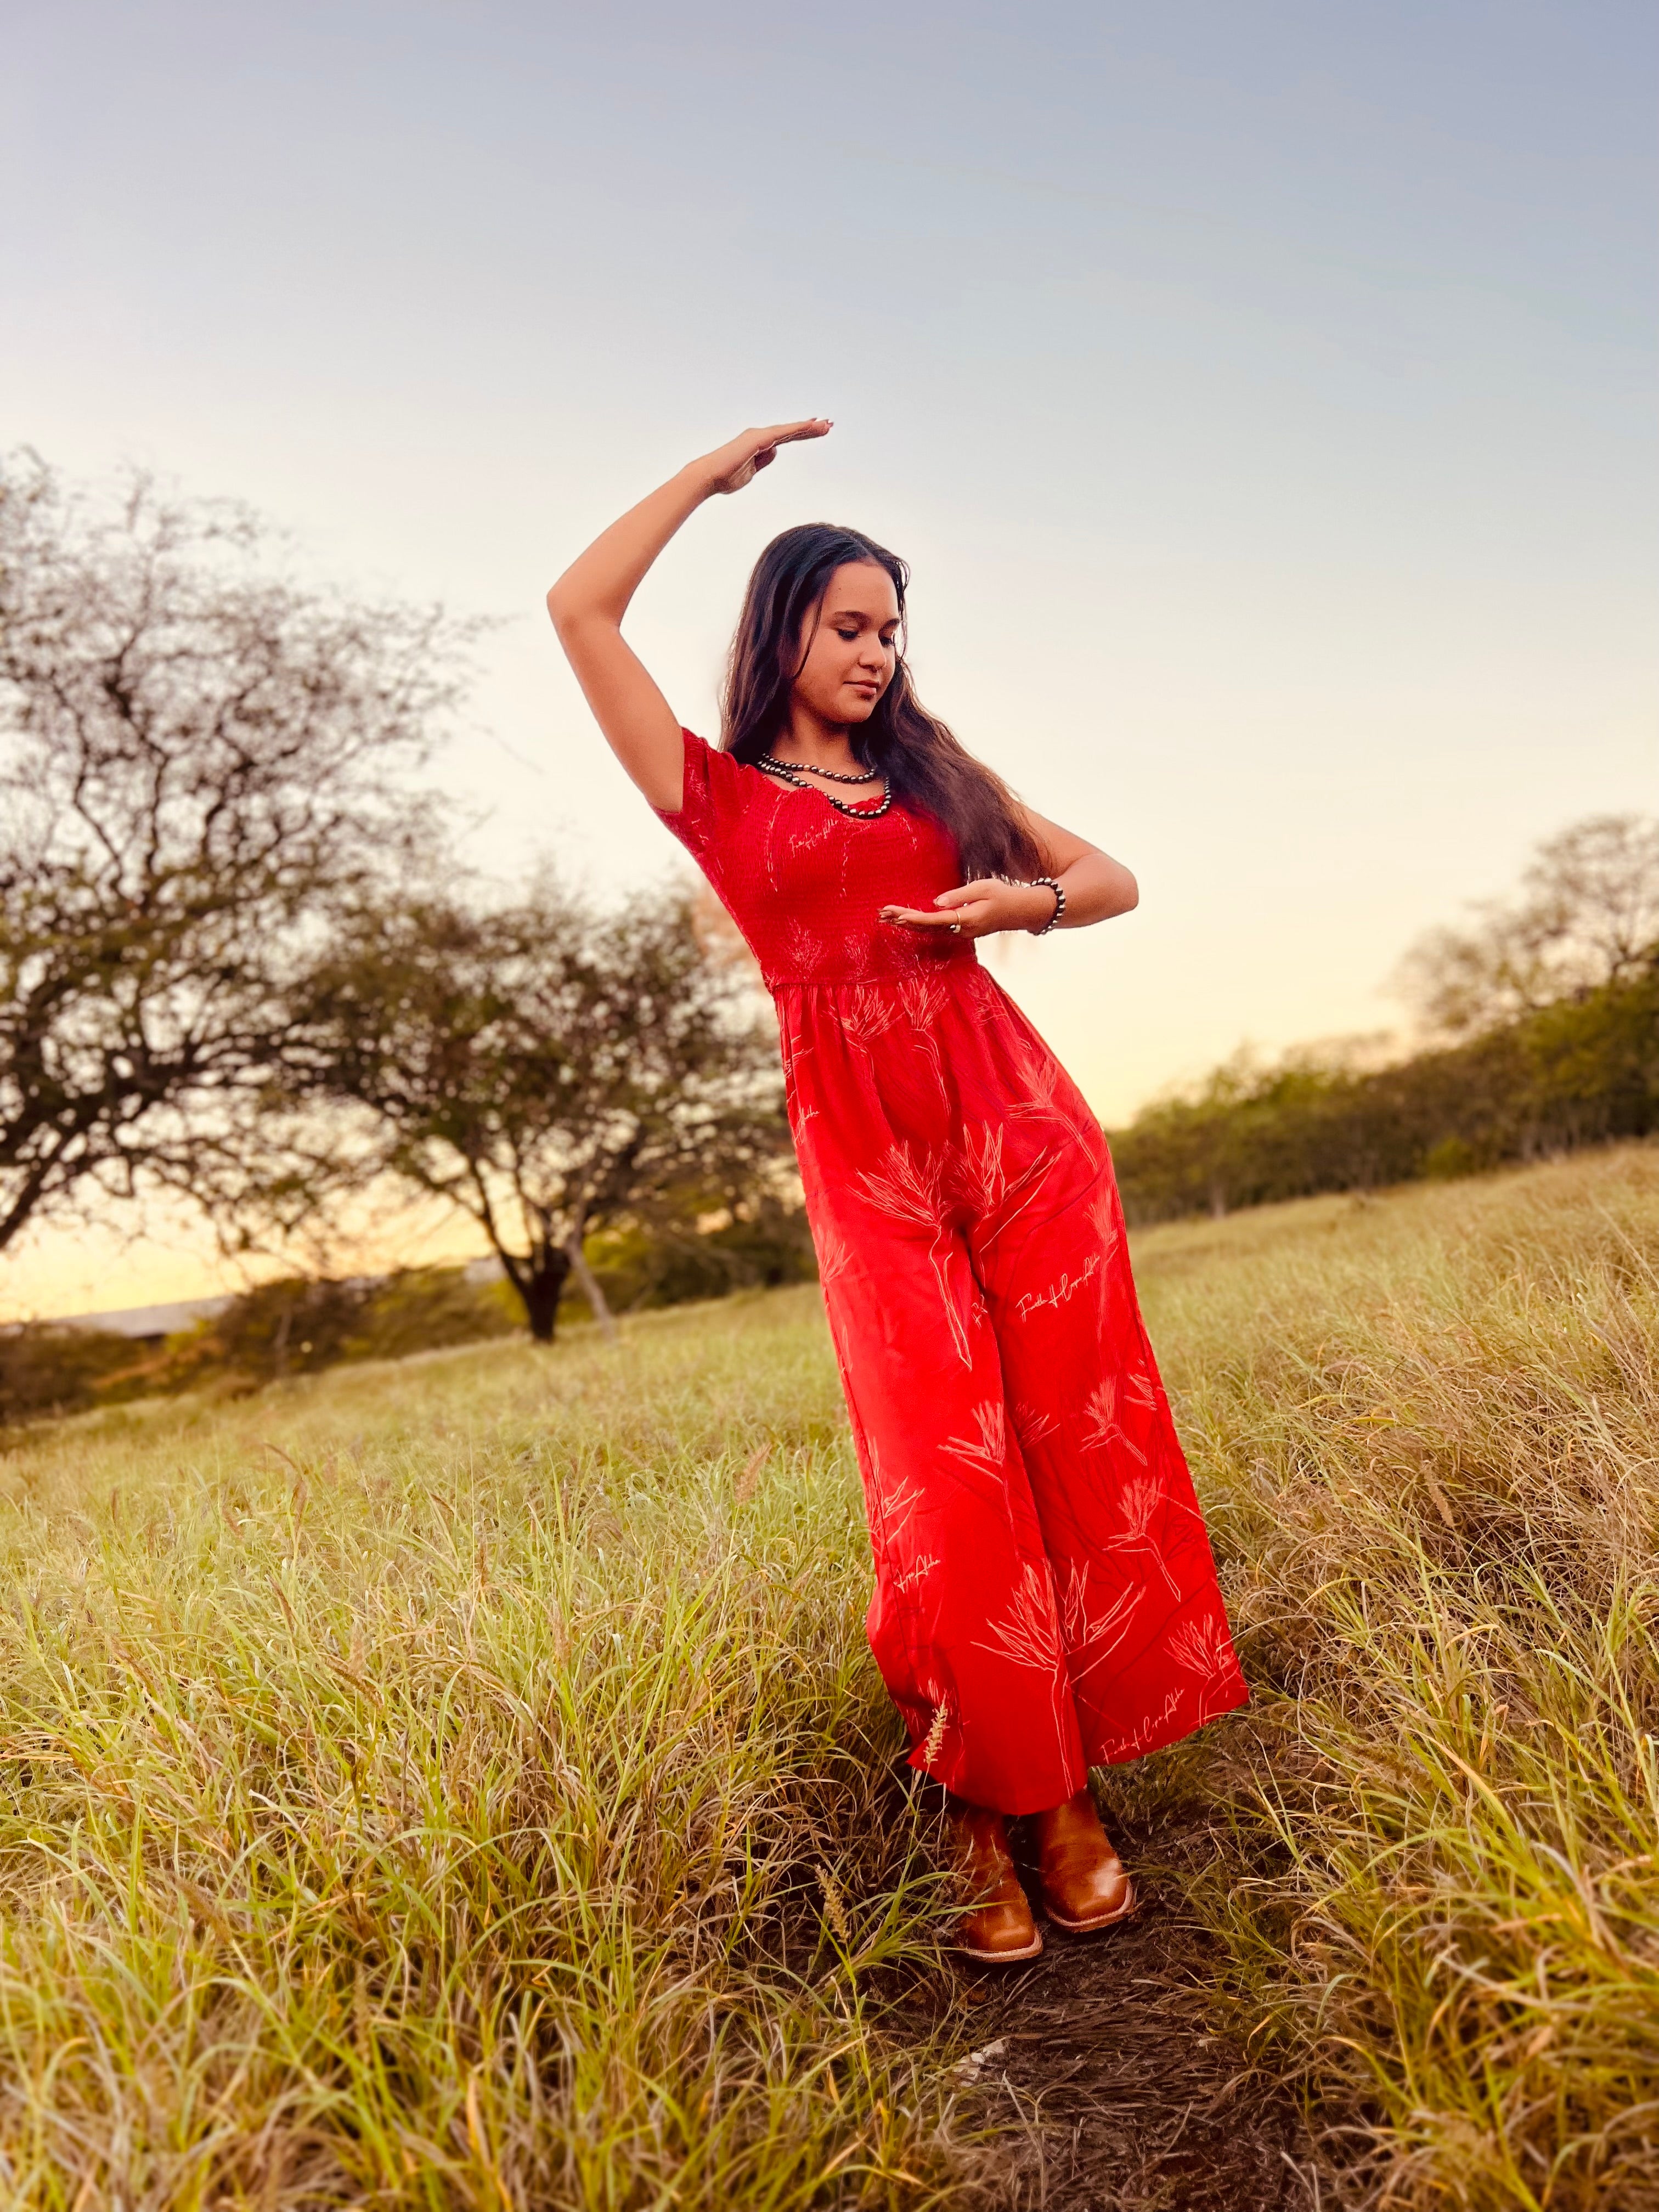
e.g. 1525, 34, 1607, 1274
791, 561, 901, 727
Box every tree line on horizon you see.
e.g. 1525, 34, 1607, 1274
1108, 813, 1659, 1222
2, 449, 1654, 1420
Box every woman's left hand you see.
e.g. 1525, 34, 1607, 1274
879, 879, 1059, 939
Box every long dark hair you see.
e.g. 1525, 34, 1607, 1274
720, 523, 1043, 880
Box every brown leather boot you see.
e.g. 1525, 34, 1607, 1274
1031, 1788, 1136, 1933
947, 1802, 1042, 1961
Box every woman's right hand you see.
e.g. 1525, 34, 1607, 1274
699, 419, 832, 495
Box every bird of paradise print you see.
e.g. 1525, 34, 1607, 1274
956, 1122, 1009, 1215
1057, 1562, 1138, 1681
815, 1222, 854, 1285
1006, 1050, 1068, 1125
939, 1400, 1014, 1512
1124, 1365, 1159, 1413
1081, 1375, 1149, 1465
1097, 1475, 1181, 1599
957, 1122, 1060, 1252
1011, 1400, 1061, 1450
841, 985, 904, 1049
972, 1559, 1065, 1673
971, 1558, 1071, 1750
855, 1142, 973, 1366
1165, 1609, 1245, 1722
1086, 1186, 1122, 1261
874, 1468, 927, 1548
782, 919, 828, 976
896, 974, 951, 1103
941, 1399, 1006, 1478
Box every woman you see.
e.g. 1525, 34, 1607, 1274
548, 420, 1247, 1962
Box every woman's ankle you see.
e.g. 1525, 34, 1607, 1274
1033, 1787, 1105, 1839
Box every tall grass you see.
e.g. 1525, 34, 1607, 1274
1127, 1145, 1659, 2209
0, 1297, 965, 2207
3, 1144, 1656, 2207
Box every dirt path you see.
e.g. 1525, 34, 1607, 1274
947, 1815, 1323, 2211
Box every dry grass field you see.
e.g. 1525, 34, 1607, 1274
1133, 1144, 1659, 2210
0, 1142, 1654, 2209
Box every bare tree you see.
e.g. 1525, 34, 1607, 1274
1395, 814, 1659, 1037
0, 452, 460, 1257
292, 878, 791, 1341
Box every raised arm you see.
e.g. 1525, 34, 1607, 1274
546, 420, 831, 809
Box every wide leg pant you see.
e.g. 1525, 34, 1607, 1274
777, 964, 1247, 1815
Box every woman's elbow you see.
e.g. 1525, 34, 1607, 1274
1114, 865, 1139, 915
546, 589, 618, 654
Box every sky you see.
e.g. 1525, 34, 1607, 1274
2, 0, 1655, 1318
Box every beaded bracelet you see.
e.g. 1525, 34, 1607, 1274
1029, 875, 1065, 934
994, 874, 1065, 934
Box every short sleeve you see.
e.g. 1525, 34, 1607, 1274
653, 729, 753, 887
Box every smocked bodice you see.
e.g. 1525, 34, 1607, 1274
654, 730, 977, 992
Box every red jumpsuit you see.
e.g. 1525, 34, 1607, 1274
659, 731, 1247, 1814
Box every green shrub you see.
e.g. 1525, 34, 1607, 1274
0, 1323, 159, 1423
1110, 964, 1659, 1222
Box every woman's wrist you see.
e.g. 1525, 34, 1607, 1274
1028, 876, 1065, 933
678, 458, 724, 503
1000, 879, 1065, 934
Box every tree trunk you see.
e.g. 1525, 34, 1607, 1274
518, 1249, 573, 1344
565, 1236, 619, 1345
270, 1298, 293, 1380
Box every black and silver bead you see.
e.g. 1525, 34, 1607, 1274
1029, 874, 1065, 933
993, 872, 1065, 933
758, 752, 881, 786
757, 755, 894, 819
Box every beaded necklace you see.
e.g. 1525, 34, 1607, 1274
757, 752, 879, 785
756, 754, 894, 820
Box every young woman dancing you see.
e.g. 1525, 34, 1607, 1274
548, 420, 1247, 1962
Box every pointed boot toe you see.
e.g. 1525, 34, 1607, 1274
957, 1889, 1044, 1962
947, 1804, 1043, 1963
1033, 1788, 1137, 1935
